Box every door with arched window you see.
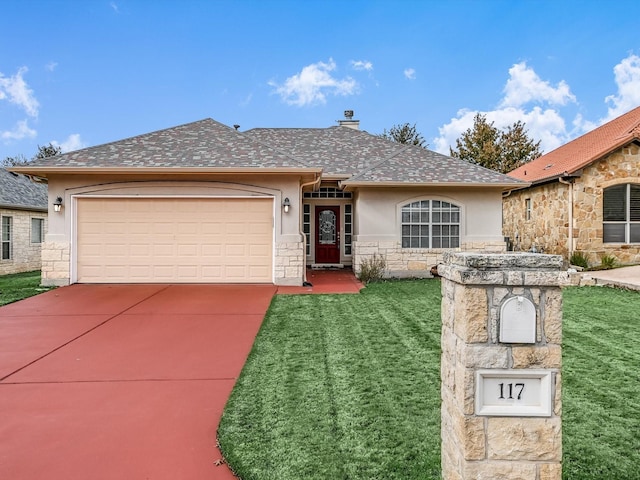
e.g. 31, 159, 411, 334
315, 206, 340, 263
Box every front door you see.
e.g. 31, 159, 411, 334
315, 206, 340, 264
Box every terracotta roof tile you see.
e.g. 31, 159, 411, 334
509, 105, 640, 182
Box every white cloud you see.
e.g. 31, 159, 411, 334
404, 68, 416, 80
604, 53, 640, 120
52, 133, 86, 152
500, 62, 575, 108
270, 59, 358, 107
45, 61, 58, 72
1, 120, 37, 141
0, 67, 40, 117
351, 60, 373, 71
110, 2, 119, 13
433, 62, 582, 155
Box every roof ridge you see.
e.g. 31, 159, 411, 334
344, 142, 414, 182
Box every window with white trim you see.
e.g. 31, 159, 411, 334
525, 198, 532, 220
31, 218, 44, 244
2, 216, 12, 260
401, 200, 460, 248
603, 183, 640, 243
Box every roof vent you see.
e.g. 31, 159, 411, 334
233, 124, 240, 131
338, 110, 359, 130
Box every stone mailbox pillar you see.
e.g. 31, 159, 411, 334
438, 253, 567, 480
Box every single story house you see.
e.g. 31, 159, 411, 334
14, 112, 522, 286
503, 105, 640, 265
0, 168, 48, 275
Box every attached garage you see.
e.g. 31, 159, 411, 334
75, 197, 273, 283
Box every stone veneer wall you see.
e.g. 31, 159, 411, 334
40, 241, 71, 286
353, 240, 506, 278
273, 241, 305, 286
503, 183, 569, 256
0, 209, 47, 276
439, 252, 566, 480
504, 143, 640, 265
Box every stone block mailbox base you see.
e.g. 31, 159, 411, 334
438, 253, 567, 480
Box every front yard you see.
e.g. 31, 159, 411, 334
218, 280, 640, 480
0, 271, 53, 306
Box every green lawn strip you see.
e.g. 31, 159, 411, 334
562, 286, 640, 480
218, 280, 442, 480
0, 270, 52, 306
218, 281, 640, 480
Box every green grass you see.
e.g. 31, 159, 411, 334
218, 281, 640, 480
0, 270, 52, 306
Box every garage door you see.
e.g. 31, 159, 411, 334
76, 197, 273, 283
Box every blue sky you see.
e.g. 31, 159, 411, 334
2, 0, 640, 161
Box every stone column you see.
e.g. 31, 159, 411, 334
439, 253, 567, 480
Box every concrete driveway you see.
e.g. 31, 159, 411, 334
0, 283, 276, 480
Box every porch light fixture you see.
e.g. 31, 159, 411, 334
283, 197, 291, 213
53, 196, 63, 212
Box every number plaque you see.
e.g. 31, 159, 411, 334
475, 369, 553, 417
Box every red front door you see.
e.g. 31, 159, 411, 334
315, 206, 340, 264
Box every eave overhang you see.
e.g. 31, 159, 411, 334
9, 166, 323, 179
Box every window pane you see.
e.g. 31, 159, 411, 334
432, 237, 441, 248
603, 223, 625, 243
402, 237, 410, 248
432, 212, 441, 223
631, 223, 640, 243
402, 211, 410, 223
631, 185, 640, 221
31, 218, 43, 243
411, 211, 420, 222
603, 185, 627, 221
410, 237, 419, 248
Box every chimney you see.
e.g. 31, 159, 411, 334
337, 110, 360, 130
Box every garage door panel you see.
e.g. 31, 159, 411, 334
77, 197, 273, 283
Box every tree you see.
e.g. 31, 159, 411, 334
2, 142, 62, 167
379, 123, 428, 149
450, 113, 541, 173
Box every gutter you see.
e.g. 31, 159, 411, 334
299, 174, 322, 286
558, 172, 578, 257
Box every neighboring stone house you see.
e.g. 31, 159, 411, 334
14, 112, 522, 287
0, 168, 48, 275
504, 105, 640, 265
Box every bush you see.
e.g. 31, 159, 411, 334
357, 253, 387, 284
600, 254, 617, 269
569, 251, 589, 269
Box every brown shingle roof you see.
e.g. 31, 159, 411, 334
508, 105, 640, 183
22, 119, 312, 171
14, 117, 524, 187
0, 168, 48, 211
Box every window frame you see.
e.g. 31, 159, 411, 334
603, 183, 640, 244
1, 216, 12, 260
525, 198, 532, 221
400, 199, 461, 249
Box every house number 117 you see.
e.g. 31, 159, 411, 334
498, 382, 525, 400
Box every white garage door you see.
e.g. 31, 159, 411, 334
76, 197, 273, 283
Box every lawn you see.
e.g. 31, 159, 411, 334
218, 280, 640, 480
0, 270, 53, 306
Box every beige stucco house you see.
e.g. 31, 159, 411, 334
503, 105, 640, 266
0, 168, 48, 275
14, 113, 521, 287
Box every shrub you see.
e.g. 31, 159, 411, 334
357, 253, 387, 284
569, 251, 589, 269
600, 254, 617, 269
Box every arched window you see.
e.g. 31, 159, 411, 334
603, 184, 640, 243
401, 200, 460, 248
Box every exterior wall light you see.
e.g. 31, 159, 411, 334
283, 197, 291, 213
53, 196, 63, 212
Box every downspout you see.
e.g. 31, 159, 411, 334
558, 176, 574, 257
299, 174, 322, 285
